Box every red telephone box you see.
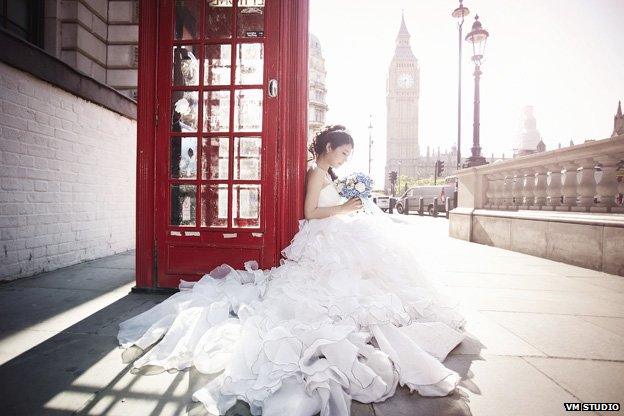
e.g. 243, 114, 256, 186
135, 0, 308, 289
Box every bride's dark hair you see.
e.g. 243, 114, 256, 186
308, 124, 354, 181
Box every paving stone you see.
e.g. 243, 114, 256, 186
438, 272, 606, 292
441, 286, 624, 317
26, 285, 133, 333
451, 308, 545, 357
81, 251, 135, 270
373, 385, 471, 416
350, 402, 375, 416
0, 286, 107, 333
484, 311, 624, 360
443, 355, 586, 416
64, 293, 168, 337
0, 332, 126, 415
525, 357, 624, 409
79, 367, 192, 416
8, 264, 135, 292
0, 328, 57, 355
0, 352, 15, 366
569, 276, 624, 293
578, 316, 624, 338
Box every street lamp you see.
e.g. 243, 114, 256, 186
465, 14, 489, 167
397, 160, 403, 193
452, 0, 469, 171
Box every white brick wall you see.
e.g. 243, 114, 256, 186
0, 62, 136, 281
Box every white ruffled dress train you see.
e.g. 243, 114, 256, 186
118, 182, 465, 416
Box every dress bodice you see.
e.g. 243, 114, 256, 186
309, 164, 343, 208
317, 182, 343, 208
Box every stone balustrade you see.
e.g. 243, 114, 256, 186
456, 134, 624, 214
449, 134, 624, 276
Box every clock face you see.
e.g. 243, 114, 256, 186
397, 73, 414, 88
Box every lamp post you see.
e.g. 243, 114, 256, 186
368, 114, 373, 176
465, 14, 489, 168
452, 0, 469, 171
397, 160, 403, 193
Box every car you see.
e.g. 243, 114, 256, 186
394, 185, 454, 215
371, 193, 393, 212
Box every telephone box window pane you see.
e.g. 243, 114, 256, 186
203, 91, 230, 132
234, 137, 261, 180
171, 91, 199, 132
171, 185, 197, 226
201, 184, 228, 227
171, 136, 197, 179
174, 0, 200, 40
233, 184, 260, 228
201, 137, 229, 179
204, 44, 231, 86
172, 45, 200, 86
237, 0, 265, 38
234, 89, 262, 132
205, 0, 232, 39
235, 43, 263, 85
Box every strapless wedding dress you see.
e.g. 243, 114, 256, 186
118, 181, 465, 416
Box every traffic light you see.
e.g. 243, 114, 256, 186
436, 160, 444, 177
389, 170, 398, 184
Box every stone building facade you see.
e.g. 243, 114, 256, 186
0, 0, 138, 281
308, 33, 328, 150
45, 0, 140, 98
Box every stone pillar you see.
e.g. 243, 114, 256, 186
484, 175, 494, 208
572, 159, 597, 212
617, 174, 624, 214
485, 174, 503, 209
559, 162, 578, 211
493, 174, 505, 209
532, 168, 548, 209
593, 156, 620, 213
510, 171, 522, 209
545, 164, 562, 211
501, 173, 512, 209
519, 169, 535, 209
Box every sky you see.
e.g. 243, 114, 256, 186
309, 0, 624, 186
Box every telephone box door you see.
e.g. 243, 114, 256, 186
154, 0, 279, 288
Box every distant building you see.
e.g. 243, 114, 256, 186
613, 101, 624, 137
308, 34, 328, 151
514, 106, 546, 157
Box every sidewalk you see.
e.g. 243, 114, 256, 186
0, 215, 622, 415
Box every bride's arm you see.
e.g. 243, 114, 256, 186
303, 169, 345, 220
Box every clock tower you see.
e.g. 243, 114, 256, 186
385, 13, 420, 193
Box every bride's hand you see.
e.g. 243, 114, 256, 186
340, 198, 363, 214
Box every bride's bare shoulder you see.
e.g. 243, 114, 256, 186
306, 166, 324, 186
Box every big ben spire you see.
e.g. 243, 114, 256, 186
398, 11, 410, 39
394, 11, 416, 59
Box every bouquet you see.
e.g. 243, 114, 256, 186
334, 172, 378, 214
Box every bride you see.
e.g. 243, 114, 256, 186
118, 125, 466, 416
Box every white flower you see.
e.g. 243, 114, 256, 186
355, 182, 365, 192
175, 98, 191, 116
